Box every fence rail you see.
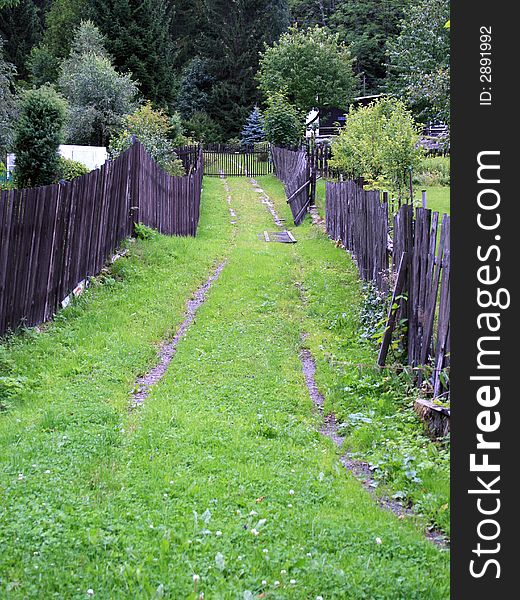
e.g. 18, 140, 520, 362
0, 140, 203, 336
325, 179, 450, 398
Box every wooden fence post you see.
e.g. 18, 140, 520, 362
377, 252, 408, 367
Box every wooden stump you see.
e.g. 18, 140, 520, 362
414, 398, 450, 438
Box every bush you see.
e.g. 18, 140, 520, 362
330, 97, 422, 198
263, 92, 303, 149
110, 102, 186, 177
13, 85, 68, 188
57, 156, 89, 181
183, 111, 223, 143
413, 156, 450, 187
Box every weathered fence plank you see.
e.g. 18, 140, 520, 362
271, 146, 311, 225
0, 140, 204, 336
324, 179, 450, 400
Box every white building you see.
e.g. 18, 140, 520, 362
6, 145, 108, 177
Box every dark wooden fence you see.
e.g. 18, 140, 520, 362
325, 179, 450, 398
271, 146, 310, 225
325, 180, 389, 290
0, 140, 203, 336
203, 142, 273, 177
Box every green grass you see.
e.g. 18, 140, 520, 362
0, 175, 448, 598
416, 186, 450, 216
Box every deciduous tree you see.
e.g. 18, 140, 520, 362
59, 21, 138, 146
257, 25, 355, 114
386, 0, 450, 123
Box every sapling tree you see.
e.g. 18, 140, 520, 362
263, 92, 303, 149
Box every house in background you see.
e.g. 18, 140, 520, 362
6, 145, 108, 178
306, 95, 384, 140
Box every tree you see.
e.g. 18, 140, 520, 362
196, 0, 290, 138
257, 25, 356, 114
330, 97, 421, 199
59, 21, 139, 146
109, 101, 186, 175
240, 106, 265, 146
263, 91, 303, 148
288, 0, 334, 26
329, 0, 411, 95
386, 0, 450, 123
27, 44, 61, 86
177, 57, 214, 120
89, 0, 177, 109
42, 0, 89, 59
0, 0, 43, 79
13, 85, 68, 188
0, 36, 16, 155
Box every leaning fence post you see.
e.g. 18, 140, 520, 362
377, 252, 408, 367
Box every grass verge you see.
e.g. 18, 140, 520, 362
1, 175, 448, 598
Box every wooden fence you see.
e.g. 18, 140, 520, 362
325, 180, 389, 290
271, 146, 310, 225
203, 142, 273, 177
0, 140, 203, 336
325, 179, 450, 398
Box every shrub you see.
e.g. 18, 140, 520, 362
263, 91, 303, 149
183, 111, 223, 143
110, 102, 186, 177
13, 85, 68, 188
330, 97, 422, 198
57, 156, 89, 181
134, 222, 158, 240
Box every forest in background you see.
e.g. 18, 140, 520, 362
1, 0, 449, 150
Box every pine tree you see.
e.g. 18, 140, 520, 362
177, 57, 213, 120
0, 37, 16, 155
0, 0, 43, 79
89, 0, 177, 109
240, 106, 265, 146
329, 0, 411, 95
196, 0, 290, 138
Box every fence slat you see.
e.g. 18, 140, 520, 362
0, 141, 203, 336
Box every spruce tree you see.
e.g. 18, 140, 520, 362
0, 0, 43, 79
196, 0, 290, 138
240, 106, 265, 147
89, 0, 177, 109
0, 37, 16, 155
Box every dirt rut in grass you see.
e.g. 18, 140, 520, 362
131, 260, 227, 408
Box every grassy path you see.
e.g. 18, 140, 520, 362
0, 176, 448, 598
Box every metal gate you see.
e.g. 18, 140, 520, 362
203, 143, 274, 177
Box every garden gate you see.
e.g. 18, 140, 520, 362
203, 142, 273, 177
